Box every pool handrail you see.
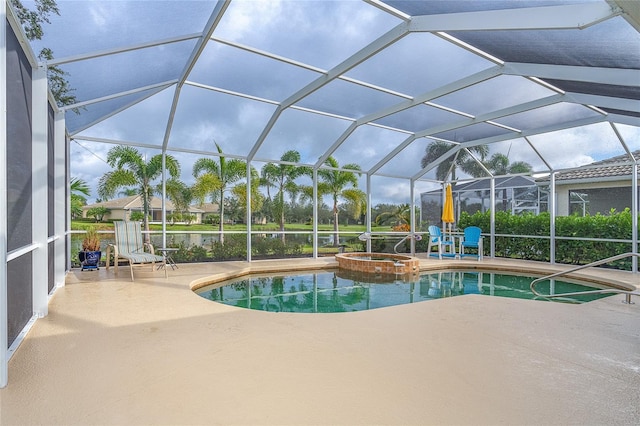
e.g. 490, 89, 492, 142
530, 252, 640, 304
393, 233, 422, 254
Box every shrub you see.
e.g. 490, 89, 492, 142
211, 234, 247, 260
85, 206, 110, 222
168, 241, 210, 263
251, 235, 304, 258
204, 214, 220, 225
129, 211, 145, 221
458, 209, 635, 269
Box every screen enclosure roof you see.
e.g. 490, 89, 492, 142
19, 0, 640, 186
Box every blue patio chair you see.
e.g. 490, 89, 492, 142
426, 225, 455, 259
106, 221, 166, 281
459, 226, 483, 260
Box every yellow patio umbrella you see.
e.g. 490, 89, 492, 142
442, 183, 455, 232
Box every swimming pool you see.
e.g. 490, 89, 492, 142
195, 269, 612, 313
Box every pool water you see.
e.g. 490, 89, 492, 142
195, 269, 612, 313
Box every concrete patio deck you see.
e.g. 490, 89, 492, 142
1, 256, 639, 425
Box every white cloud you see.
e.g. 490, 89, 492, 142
88, 3, 111, 29
217, 0, 284, 40
370, 176, 413, 205
70, 141, 112, 202
528, 122, 627, 170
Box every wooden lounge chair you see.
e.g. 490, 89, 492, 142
106, 221, 166, 281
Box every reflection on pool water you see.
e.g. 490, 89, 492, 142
195, 269, 612, 313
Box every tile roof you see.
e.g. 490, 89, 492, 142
551, 150, 640, 182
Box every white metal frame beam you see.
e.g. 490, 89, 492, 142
5, 0, 37, 68
364, 0, 411, 21
611, 0, 640, 31
503, 62, 640, 87
185, 80, 358, 123
211, 36, 412, 99
457, 114, 610, 153
368, 93, 565, 176
64, 80, 177, 112
1, 0, 9, 390
315, 66, 504, 168
68, 81, 176, 136
413, 114, 608, 181
46, 33, 202, 67
606, 113, 640, 127
74, 135, 254, 161
409, 2, 619, 32
161, 0, 231, 152
247, 21, 410, 161
32, 66, 48, 318
54, 112, 66, 287
567, 93, 640, 114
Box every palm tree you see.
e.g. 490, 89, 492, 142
98, 146, 180, 242
70, 177, 90, 219
485, 153, 533, 211
118, 188, 137, 197
420, 140, 489, 181
192, 142, 246, 243
485, 153, 532, 176
231, 166, 264, 224
316, 157, 366, 247
260, 150, 309, 242
160, 178, 194, 223
375, 203, 411, 228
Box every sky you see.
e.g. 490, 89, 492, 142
23, 0, 640, 206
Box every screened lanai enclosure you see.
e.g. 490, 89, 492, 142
1, 0, 639, 386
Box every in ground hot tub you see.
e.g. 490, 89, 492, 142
335, 252, 419, 275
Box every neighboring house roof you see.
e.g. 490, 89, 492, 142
197, 203, 219, 214
83, 196, 205, 213
543, 150, 640, 183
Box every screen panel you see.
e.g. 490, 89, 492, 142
7, 253, 33, 348
6, 20, 35, 348
6, 19, 33, 251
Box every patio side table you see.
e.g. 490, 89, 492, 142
157, 247, 178, 270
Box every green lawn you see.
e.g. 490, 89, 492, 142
72, 220, 392, 233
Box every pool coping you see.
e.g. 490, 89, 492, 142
189, 255, 636, 293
